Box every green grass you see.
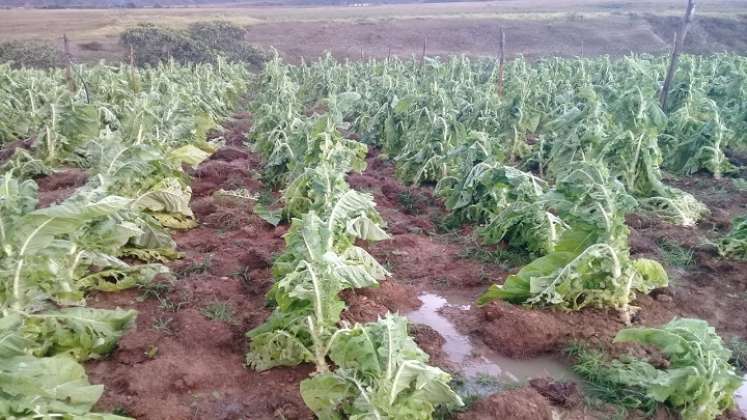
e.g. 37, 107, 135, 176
152, 316, 175, 335
458, 241, 531, 270
177, 256, 213, 277
726, 336, 747, 372
565, 342, 656, 416
201, 301, 234, 323
656, 239, 694, 268
137, 279, 173, 301
231, 265, 253, 289
397, 189, 427, 215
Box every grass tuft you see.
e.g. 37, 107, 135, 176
201, 301, 234, 323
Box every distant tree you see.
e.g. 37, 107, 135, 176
120, 21, 266, 67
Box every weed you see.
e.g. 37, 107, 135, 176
565, 343, 656, 416
397, 190, 425, 215
432, 213, 461, 234
137, 279, 173, 301
144, 345, 159, 359
201, 301, 234, 323
726, 336, 747, 372
152, 287, 193, 313
474, 373, 500, 387
458, 242, 530, 269
232, 265, 252, 289
152, 316, 175, 335
177, 256, 213, 277
657, 239, 694, 268
112, 407, 132, 417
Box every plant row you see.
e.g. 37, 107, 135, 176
244, 57, 463, 419
0, 60, 247, 418
244, 54, 746, 419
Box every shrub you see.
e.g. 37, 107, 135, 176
120, 21, 266, 67
0, 41, 62, 68
188, 21, 267, 67
119, 23, 213, 66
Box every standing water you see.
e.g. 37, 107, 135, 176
405, 292, 577, 383
737, 375, 747, 416
406, 293, 747, 416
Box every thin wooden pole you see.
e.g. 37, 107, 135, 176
62, 34, 76, 92
497, 28, 506, 97
660, 0, 696, 111
421, 37, 427, 65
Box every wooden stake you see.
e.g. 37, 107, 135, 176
421, 37, 427, 66
62, 34, 76, 92
497, 28, 506, 97
660, 0, 696, 112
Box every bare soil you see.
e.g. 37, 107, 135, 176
243, 14, 747, 63
34, 167, 88, 207
4, 1, 747, 65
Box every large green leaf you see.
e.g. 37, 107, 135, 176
23, 307, 136, 361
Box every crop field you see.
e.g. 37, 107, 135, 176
2, 25, 747, 420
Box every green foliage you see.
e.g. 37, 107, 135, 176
572, 319, 743, 420
726, 336, 747, 372
201, 301, 234, 323
120, 21, 266, 67
187, 21, 267, 68
244, 58, 461, 418
0, 353, 129, 419
568, 343, 657, 414
476, 162, 668, 320
657, 239, 694, 267
0, 40, 62, 69
300, 314, 463, 419
718, 215, 747, 260
120, 23, 217, 66
0, 60, 246, 419
244, 52, 747, 419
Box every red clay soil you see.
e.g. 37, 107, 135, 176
34, 167, 87, 208
85, 117, 315, 420
456, 387, 557, 420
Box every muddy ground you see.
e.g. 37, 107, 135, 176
26, 112, 742, 419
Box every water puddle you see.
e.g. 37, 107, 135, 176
406, 293, 747, 415
737, 375, 747, 416
405, 292, 577, 384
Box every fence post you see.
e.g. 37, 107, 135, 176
497, 27, 506, 97
62, 34, 76, 92
660, 0, 696, 111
